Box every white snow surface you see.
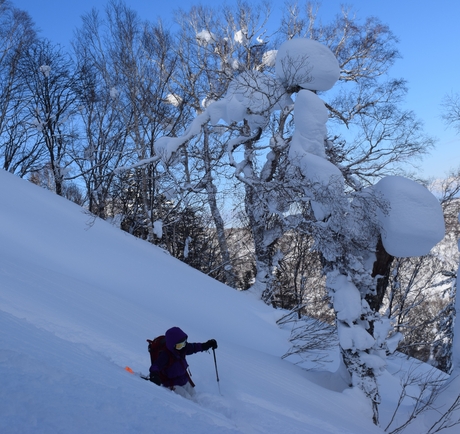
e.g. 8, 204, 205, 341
0, 168, 458, 433
275, 38, 340, 91
373, 176, 445, 257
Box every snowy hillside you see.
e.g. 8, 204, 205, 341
0, 168, 456, 433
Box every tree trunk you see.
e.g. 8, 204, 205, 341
368, 236, 394, 310
203, 130, 236, 288
341, 348, 381, 425
366, 236, 394, 335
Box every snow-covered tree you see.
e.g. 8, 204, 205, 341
167, 2, 276, 288
154, 29, 446, 424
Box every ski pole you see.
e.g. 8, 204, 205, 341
212, 348, 220, 382
212, 348, 222, 395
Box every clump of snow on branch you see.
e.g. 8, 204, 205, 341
39, 65, 51, 77
196, 30, 215, 46
372, 176, 445, 257
165, 93, 182, 107
231, 58, 240, 70
184, 236, 192, 258
261, 50, 277, 68
328, 271, 362, 327
276, 42, 342, 221
234, 29, 247, 44
290, 89, 329, 159
155, 112, 210, 161
155, 69, 292, 160
109, 87, 119, 99
338, 323, 376, 353
297, 154, 343, 221
373, 319, 401, 354
275, 38, 340, 91
205, 70, 292, 131
153, 220, 163, 239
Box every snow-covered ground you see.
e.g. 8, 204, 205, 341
0, 168, 458, 433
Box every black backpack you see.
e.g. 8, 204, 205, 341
147, 336, 174, 385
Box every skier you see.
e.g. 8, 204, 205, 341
149, 326, 217, 398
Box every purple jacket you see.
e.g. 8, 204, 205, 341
149, 327, 204, 387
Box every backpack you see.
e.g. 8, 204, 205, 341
147, 335, 174, 385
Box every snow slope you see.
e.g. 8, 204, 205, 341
0, 168, 456, 433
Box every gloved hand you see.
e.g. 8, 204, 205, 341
202, 339, 218, 351
149, 372, 162, 386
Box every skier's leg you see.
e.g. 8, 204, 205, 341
174, 382, 195, 399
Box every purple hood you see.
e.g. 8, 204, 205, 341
165, 327, 188, 352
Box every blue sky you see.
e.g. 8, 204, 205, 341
11, 0, 460, 180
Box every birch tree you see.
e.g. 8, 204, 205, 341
19, 39, 79, 196
72, 9, 133, 219
76, 1, 189, 246
168, 2, 275, 288
0, 0, 40, 176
